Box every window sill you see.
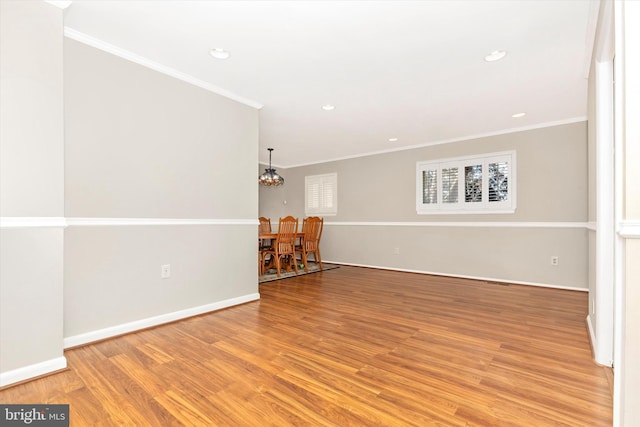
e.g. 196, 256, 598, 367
417, 209, 516, 215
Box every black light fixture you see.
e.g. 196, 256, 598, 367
259, 148, 284, 186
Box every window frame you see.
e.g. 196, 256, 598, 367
305, 172, 338, 216
416, 151, 516, 214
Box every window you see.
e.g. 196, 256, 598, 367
416, 151, 516, 214
305, 173, 337, 216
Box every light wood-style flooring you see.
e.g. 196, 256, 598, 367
0, 266, 612, 426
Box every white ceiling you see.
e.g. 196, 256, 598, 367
62, 1, 597, 167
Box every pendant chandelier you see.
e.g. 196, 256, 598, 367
258, 148, 284, 186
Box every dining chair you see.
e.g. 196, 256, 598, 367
258, 217, 272, 275
263, 216, 299, 277
297, 216, 323, 272
259, 217, 272, 235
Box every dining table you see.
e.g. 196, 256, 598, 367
258, 232, 304, 241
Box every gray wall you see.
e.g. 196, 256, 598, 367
64, 226, 257, 337
0, 3, 64, 217
63, 39, 259, 339
258, 163, 289, 219
0, 1, 65, 382
260, 122, 589, 289
65, 39, 256, 219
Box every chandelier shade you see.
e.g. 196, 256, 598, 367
259, 148, 284, 186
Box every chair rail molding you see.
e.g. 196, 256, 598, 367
325, 221, 590, 229
618, 220, 640, 238
0, 217, 68, 228
65, 217, 258, 226
0, 217, 259, 228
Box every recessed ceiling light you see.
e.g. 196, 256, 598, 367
511, 112, 526, 118
388, 137, 398, 142
322, 104, 335, 111
209, 48, 230, 60
484, 50, 507, 62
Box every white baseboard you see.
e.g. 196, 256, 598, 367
325, 260, 589, 292
0, 356, 67, 387
586, 314, 597, 357
585, 314, 612, 366
63, 293, 260, 349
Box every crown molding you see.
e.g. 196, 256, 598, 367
44, 1, 72, 9
284, 117, 588, 168
63, 27, 263, 110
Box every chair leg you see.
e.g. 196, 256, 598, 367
275, 255, 281, 277
291, 252, 299, 274
302, 251, 309, 272
316, 249, 322, 270
261, 253, 269, 275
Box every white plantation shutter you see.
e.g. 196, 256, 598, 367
322, 179, 335, 209
417, 151, 516, 214
485, 154, 512, 210
305, 173, 337, 215
464, 164, 483, 203
488, 160, 509, 202
307, 182, 320, 210
441, 166, 459, 204
422, 169, 437, 204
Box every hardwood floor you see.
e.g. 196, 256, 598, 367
1, 266, 612, 426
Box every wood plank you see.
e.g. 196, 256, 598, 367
0, 266, 612, 425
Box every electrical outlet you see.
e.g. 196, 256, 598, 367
161, 264, 171, 279
551, 256, 559, 266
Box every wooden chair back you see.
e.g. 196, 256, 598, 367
258, 217, 273, 275
259, 217, 272, 235
302, 216, 323, 251
276, 216, 298, 254
298, 216, 323, 272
